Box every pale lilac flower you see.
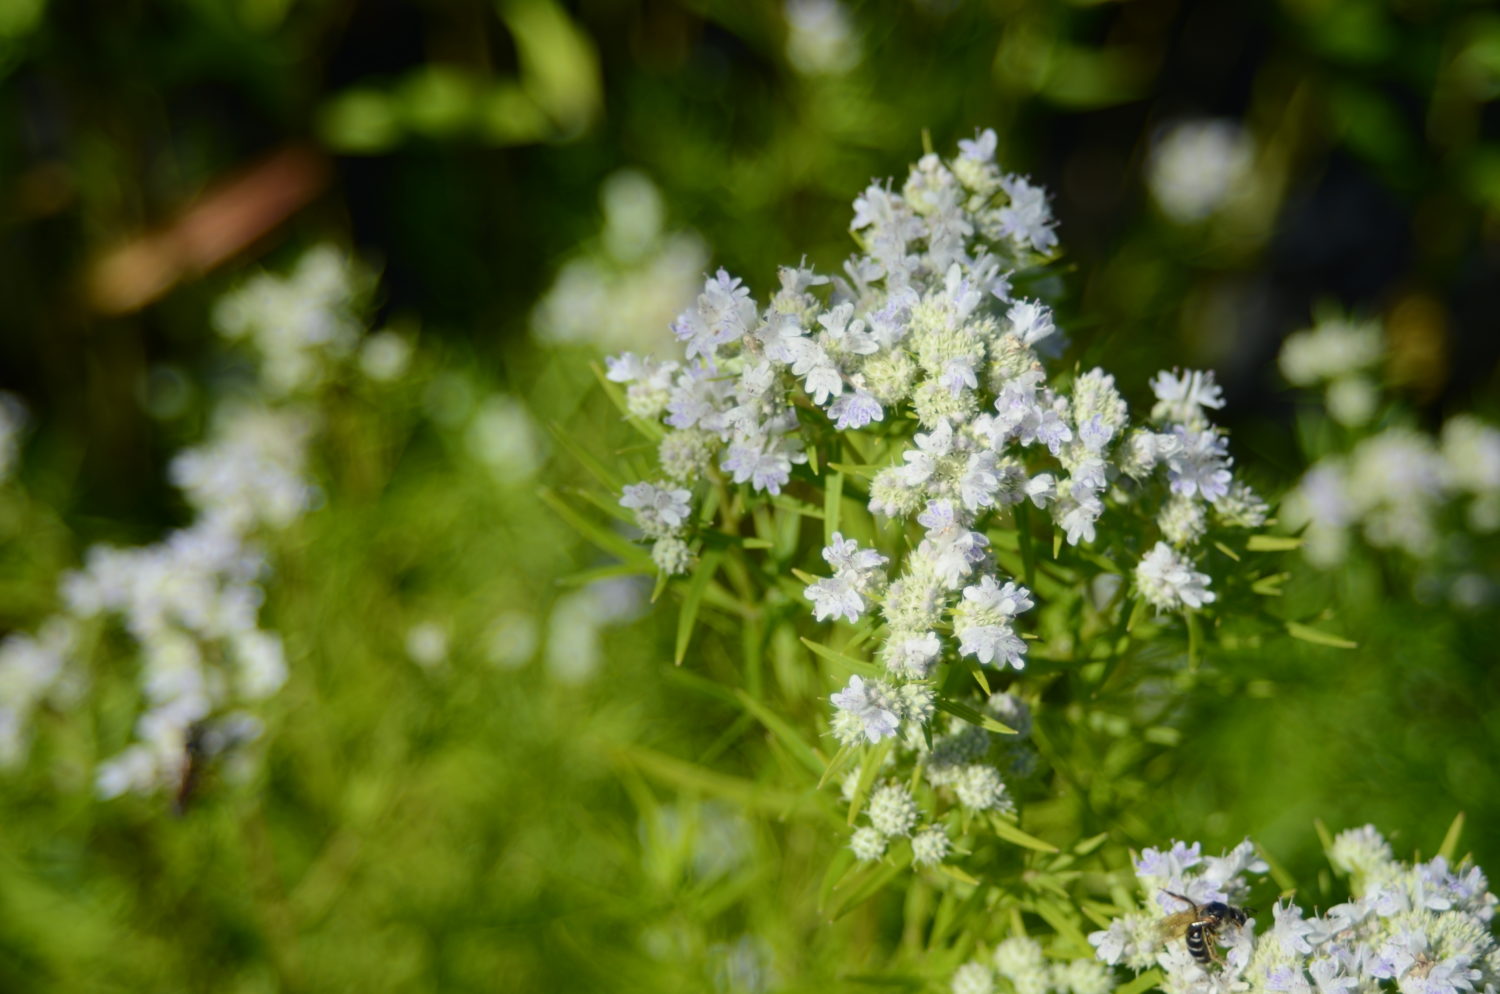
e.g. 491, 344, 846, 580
1167, 426, 1233, 501
997, 174, 1058, 254
1135, 541, 1215, 612
1007, 299, 1055, 346
620, 481, 693, 534
958, 128, 998, 163
822, 533, 888, 575
828, 390, 883, 430
1151, 368, 1226, 425
805, 575, 866, 623
830, 675, 899, 743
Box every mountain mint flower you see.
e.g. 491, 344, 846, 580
849, 825, 886, 862
619, 481, 693, 536
1135, 541, 1216, 613
1093, 830, 1499, 994
830, 675, 899, 745
867, 781, 919, 838
953, 961, 997, 994
912, 823, 950, 866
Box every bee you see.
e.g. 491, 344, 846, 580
172, 715, 261, 816
1157, 892, 1252, 966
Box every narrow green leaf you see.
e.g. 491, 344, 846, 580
935, 697, 1016, 736
1079, 901, 1114, 929
1252, 573, 1289, 596
829, 847, 912, 920
1032, 898, 1092, 955
570, 486, 636, 525
613, 744, 808, 815
1074, 832, 1109, 856
847, 738, 894, 827
818, 847, 858, 914
556, 562, 651, 587
969, 659, 992, 696
1115, 969, 1164, 994
1257, 842, 1297, 893
589, 364, 665, 441
824, 469, 844, 546
1286, 621, 1358, 649
825, 462, 882, 478
989, 815, 1058, 853
675, 550, 723, 665
818, 742, 856, 791
801, 637, 880, 677
934, 863, 980, 886
771, 494, 824, 519
1314, 818, 1335, 859
538, 487, 652, 567
701, 530, 772, 551
1213, 540, 1241, 562
546, 421, 623, 492
734, 689, 824, 779
1246, 534, 1302, 552
1015, 502, 1037, 590
1437, 811, 1465, 862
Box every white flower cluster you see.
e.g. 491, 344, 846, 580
836, 690, 1037, 867
1279, 315, 1384, 428
952, 935, 1113, 994
611, 136, 1261, 657
1147, 119, 1257, 225
784, 0, 861, 76
1286, 416, 1500, 569
619, 480, 697, 574
532, 170, 707, 355
0, 246, 395, 798
212, 244, 368, 395
1089, 829, 1499, 994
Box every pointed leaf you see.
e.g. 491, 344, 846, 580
538, 487, 652, 567
829, 847, 912, 920
989, 815, 1058, 853
675, 550, 723, 665
824, 469, 844, 546
935, 697, 1016, 735
1247, 535, 1302, 552
1286, 621, 1357, 649
1115, 970, 1164, 994
801, 637, 880, 677
847, 738, 894, 827
1437, 811, 1465, 863
734, 689, 824, 779
546, 421, 623, 492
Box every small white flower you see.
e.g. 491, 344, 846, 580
1151, 368, 1226, 426
830, 675, 899, 744
1135, 541, 1215, 612
620, 480, 693, 536
867, 782, 919, 838
912, 823, 950, 866
806, 574, 866, 623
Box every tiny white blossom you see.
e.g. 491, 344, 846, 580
1135, 541, 1215, 612
830, 675, 899, 744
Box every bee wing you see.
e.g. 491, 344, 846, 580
1156, 910, 1198, 940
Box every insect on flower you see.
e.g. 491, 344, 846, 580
1157, 892, 1252, 966
172, 715, 262, 816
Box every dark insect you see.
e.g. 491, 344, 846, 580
1157, 891, 1253, 966
172, 716, 261, 816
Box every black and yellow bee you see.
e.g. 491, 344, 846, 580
1158, 892, 1252, 965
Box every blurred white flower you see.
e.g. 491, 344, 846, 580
405, 621, 449, 669
784, 0, 861, 76
1148, 119, 1255, 224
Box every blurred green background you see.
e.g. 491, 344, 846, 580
1, 0, 1498, 990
